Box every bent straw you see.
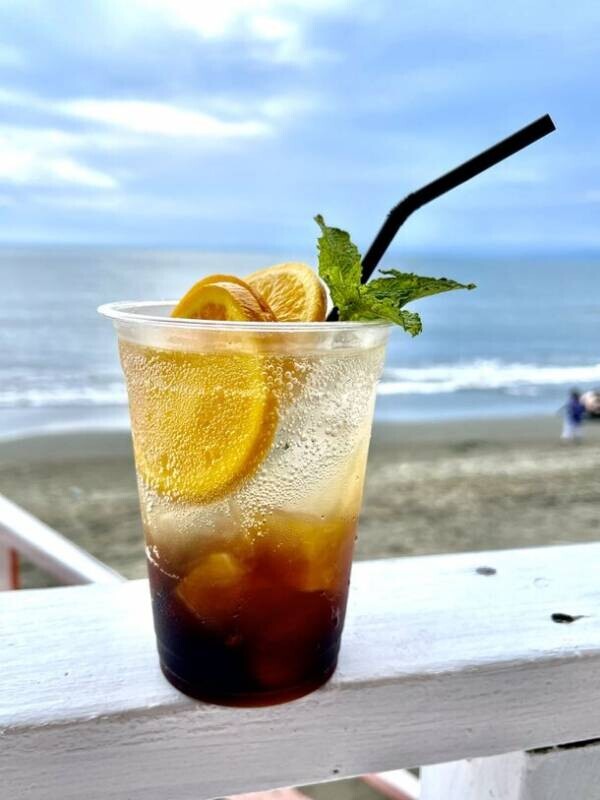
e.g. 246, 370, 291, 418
327, 114, 556, 321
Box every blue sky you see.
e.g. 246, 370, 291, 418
0, 0, 598, 252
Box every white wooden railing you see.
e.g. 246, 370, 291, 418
3, 537, 600, 800
0, 492, 124, 589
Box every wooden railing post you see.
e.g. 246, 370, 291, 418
0, 542, 19, 590
421, 740, 600, 800
420, 752, 526, 799
0, 493, 123, 586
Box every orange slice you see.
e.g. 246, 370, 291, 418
246, 262, 326, 322
121, 279, 279, 504
121, 343, 278, 503
171, 274, 277, 321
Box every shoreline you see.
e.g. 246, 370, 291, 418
0, 412, 591, 458
1, 414, 598, 589
371, 413, 582, 447
0, 400, 583, 443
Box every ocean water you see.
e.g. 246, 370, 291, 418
1, 247, 599, 436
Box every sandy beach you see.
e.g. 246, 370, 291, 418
2, 415, 599, 589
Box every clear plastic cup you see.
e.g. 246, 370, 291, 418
100, 301, 389, 705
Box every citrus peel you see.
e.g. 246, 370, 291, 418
246, 262, 327, 322
171, 275, 276, 322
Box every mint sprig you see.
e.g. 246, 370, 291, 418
315, 214, 475, 335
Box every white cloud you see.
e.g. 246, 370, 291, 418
250, 14, 295, 41
0, 88, 306, 141
133, 0, 349, 63
0, 128, 118, 189
45, 157, 117, 189
136, 0, 346, 37
60, 99, 270, 138
0, 85, 315, 198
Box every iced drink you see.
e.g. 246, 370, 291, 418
101, 302, 388, 705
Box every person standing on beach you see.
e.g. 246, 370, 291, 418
561, 389, 586, 442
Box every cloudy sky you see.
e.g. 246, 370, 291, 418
0, 0, 598, 252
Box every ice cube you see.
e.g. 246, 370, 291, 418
256, 512, 355, 593
141, 490, 245, 576
250, 590, 337, 690
175, 551, 247, 628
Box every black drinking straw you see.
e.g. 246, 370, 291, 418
327, 114, 556, 321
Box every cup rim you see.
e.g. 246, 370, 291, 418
98, 300, 392, 333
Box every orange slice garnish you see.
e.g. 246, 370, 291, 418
121, 343, 278, 503
171, 274, 277, 321
246, 262, 326, 322
121, 278, 279, 504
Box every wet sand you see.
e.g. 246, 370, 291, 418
1, 416, 598, 589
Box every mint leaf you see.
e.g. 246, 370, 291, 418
367, 269, 476, 306
314, 215, 475, 335
358, 269, 475, 336
314, 214, 361, 312
345, 296, 423, 336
